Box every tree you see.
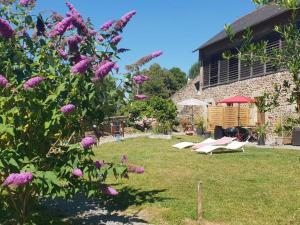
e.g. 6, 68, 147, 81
225, 0, 300, 112
139, 64, 187, 99
188, 62, 200, 79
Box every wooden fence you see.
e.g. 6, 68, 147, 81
207, 106, 250, 131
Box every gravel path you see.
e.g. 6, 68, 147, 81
98, 133, 151, 145
42, 194, 151, 225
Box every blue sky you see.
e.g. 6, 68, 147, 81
34, 1, 256, 74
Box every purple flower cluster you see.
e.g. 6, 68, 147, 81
0, 18, 14, 39
100, 20, 114, 31
72, 168, 83, 177
24, 76, 45, 90
126, 50, 163, 71
19, 0, 35, 6
97, 34, 104, 42
3, 172, 33, 187
114, 10, 137, 31
57, 49, 68, 60
60, 104, 75, 114
151, 51, 163, 58
95, 160, 105, 169
49, 17, 73, 38
67, 35, 82, 52
73, 55, 88, 64
80, 137, 97, 149
132, 75, 149, 85
134, 95, 147, 100
93, 61, 115, 81
0, 75, 9, 88
71, 58, 91, 74
101, 185, 118, 196
128, 164, 145, 174
111, 35, 122, 45
66, 2, 88, 34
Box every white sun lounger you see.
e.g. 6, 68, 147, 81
195, 140, 248, 155
172, 142, 195, 149
172, 138, 215, 150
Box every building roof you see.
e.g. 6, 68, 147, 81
194, 4, 289, 51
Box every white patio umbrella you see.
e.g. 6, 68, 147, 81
177, 98, 208, 128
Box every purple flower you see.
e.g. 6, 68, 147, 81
120, 155, 128, 164
19, 0, 35, 6
67, 35, 82, 52
57, 49, 68, 60
101, 185, 118, 196
126, 51, 163, 71
100, 20, 114, 31
66, 2, 88, 34
132, 75, 150, 85
93, 61, 115, 81
128, 164, 145, 174
72, 168, 83, 177
115, 10, 137, 31
95, 160, 105, 169
71, 58, 91, 74
60, 104, 75, 114
111, 35, 122, 45
97, 34, 104, 42
134, 95, 147, 100
73, 55, 88, 64
0, 18, 14, 39
49, 17, 73, 38
3, 172, 33, 187
88, 29, 97, 36
23, 76, 45, 90
0, 75, 9, 88
80, 137, 97, 149
135, 167, 145, 174
2, 173, 18, 186
151, 51, 163, 58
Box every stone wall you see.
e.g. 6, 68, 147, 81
171, 71, 297, 141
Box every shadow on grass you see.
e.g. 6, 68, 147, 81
102, 186, 169, 211
33, 186, 169, 225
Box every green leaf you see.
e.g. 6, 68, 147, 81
8, 158, 19, 168
0, 124, 14, 136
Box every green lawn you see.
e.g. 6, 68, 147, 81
95, 136, 300, 225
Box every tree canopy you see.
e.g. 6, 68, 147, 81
188, 62, 200, 79
138, 64, 187, 99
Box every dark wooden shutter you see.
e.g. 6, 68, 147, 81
203, 60, 210, 87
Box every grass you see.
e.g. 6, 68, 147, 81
94, 136, 300, 225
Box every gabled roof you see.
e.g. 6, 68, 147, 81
194, 4, 289, 51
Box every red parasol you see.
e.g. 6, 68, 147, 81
218, 96, 255, 126
218, 96, 255, 104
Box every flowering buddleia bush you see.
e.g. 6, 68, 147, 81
0, 1, 140, 223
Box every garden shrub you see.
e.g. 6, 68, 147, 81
123, 96, 177, 131
0, 1, 146, 223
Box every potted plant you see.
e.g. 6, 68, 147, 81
194, 116, 205, 136
274, 119, 284, 145
256, 123, 268, 145
149, 122, 172, 139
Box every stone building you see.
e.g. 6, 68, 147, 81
172, 4, 298, 138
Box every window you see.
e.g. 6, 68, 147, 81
266, 32, 280, 73
203, 60, 210, 87
210, 58, 219, 85
219, 59, 229, 83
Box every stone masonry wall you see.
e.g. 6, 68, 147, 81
171, 71, 297, 141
